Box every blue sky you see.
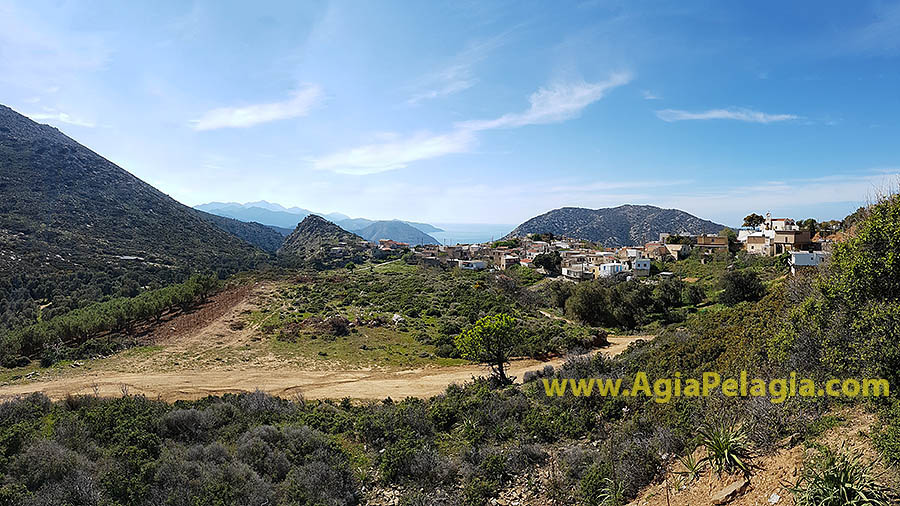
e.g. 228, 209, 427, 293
2, 0, 899, 225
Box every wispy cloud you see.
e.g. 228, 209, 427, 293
460, 73, 633, 131
313, 73, 632, 175
25, 111, 95, 127
641, 90, 661, 100
311, 130, 476, 175
407, 63, 477, 105
655, 107, 797, 124
406, 32, 511, 105
852, 2, 900, 54
190, 85, 323, 130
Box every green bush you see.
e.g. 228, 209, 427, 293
790, 447, 895, 506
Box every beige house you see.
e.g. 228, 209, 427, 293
745, 234, 772, 255
772, 230, 811, 255
664, 243, 691, 260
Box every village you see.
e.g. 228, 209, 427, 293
363, 212, 833, 280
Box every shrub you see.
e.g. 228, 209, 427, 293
789, 447, 895, 506
698, 422, 752, 476
720, 270, 765, 306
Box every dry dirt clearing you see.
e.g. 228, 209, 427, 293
0, 282, 651, 402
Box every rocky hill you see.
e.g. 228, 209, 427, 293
505, 204, 724, 246
277, 215, 369, 267
0, 104, 271, 330
353, 220, 439, 246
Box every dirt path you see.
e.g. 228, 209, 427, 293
0, 283, 653, 402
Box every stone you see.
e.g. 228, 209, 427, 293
768, 492, 781, 504
711, 477, 749, 505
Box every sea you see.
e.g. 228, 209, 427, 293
428, 223, 516, 245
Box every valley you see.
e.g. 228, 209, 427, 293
0, 276, 648, 402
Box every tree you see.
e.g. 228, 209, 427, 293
533, 251, 562, 274
799, 218, 818, 237
719, 227, 741, 253
743, 213, 765, 229
683, 283, 705, 306
454, 314, 521, 384
546, 280, 575, 309
720, 271, 765, 306
345, 262, 356, 271
665, 235, 692, 244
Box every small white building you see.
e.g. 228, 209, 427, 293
458, 260, 487, 271
597, 262, 627, 278
789, 251, 827, 275
633, 258, 651, 277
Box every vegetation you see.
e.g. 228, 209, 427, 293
0, 106, 269, 336
454, 314, 521, 384
790, 447, 895, 506
559, 277, 701, 330
743, 213, 765, 228
532, 251, 562, 274
697, 422, 752, 476
0, 274, 219, 367
719, 270, 766, 306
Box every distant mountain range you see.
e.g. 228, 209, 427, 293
195, 201, 442, 245
353, 220, 439, 246
0, 104, 275, 330
505, 204, 724, 246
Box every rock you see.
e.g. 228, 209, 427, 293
768, 492, 781, 504
711, 477, 749, 505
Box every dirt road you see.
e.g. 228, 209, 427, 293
0, 283, 652, 402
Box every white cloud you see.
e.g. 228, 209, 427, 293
641, 90, 661, 100
459, 72, 633, 131
25, 111, 95, 127
313, 73, 632, 175
655, 107, 797, 124
407, 63, 477, 105
406, 32, 511, 105
190, 85, 323, 130
311, 130, 476, 175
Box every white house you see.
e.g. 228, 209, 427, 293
458, 260, 487, 271
789, 251, 827, 275
597, 262, 627, 278
633, 258, 651, 277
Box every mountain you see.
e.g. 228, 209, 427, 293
198, 213, 284, 252
353, 220, 439, 246
266, 225, 295, 237
337, 218, 442, 235
196, 201, 444, 240
277, 215, 369, 267
505, 205, 725, 246
197, 203, 308, 229
0, 104, 271, 330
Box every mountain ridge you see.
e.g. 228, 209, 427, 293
195, 201, 443, 235
505, 204, 725, 246
0, 104, 272, 329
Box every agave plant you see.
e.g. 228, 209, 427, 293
595, 478, 625, 506
790, 447, 896, 506
697, 422, 752, 476
676, 451, 706, 484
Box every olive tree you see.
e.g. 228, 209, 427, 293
453, 313, 521, 384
